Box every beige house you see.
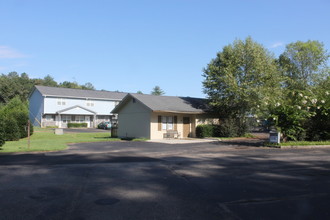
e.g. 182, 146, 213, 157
111, 93, 218, 140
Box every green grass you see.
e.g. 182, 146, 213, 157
280, 141, 330, 146
212, 133, 257, 140
0, 128, 121, 153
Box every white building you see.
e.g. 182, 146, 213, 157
29, 86, 127, 128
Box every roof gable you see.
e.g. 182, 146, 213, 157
57, 105, 96, 115
34, 85, 127, 100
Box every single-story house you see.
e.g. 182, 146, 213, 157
29, 85, 127, 128
111, 93, 218, 139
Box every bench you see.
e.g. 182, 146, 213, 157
163, 130, 180, 139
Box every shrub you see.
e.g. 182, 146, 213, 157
196, 124, 215, 138
0, 97, 33, 140
0, 120, 5, 147
67, 123, 88, 128
217, 118, 248, 137
3, 116, 20, 141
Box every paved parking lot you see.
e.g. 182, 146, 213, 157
1, 139, 330, 219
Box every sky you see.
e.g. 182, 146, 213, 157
0, 0, 329, 98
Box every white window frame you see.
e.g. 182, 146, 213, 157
45, 115, 53, 121
75, 116, 85, 123
62, 115, 71, 123
162, 116, 173, 130
86, 100, 94, 107
57, 98, 66, 105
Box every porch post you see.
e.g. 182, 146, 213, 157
58, 114, 62, 128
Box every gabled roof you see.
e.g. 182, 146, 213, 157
112, 93, 211, 114
33, 85, 127, 100
57, 105, 97, 114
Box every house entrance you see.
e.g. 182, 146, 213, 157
183, 117, 190, 138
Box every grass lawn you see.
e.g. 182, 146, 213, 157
0, 128, 121, 153
280, 141, 330, 146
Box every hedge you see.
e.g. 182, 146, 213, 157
67, 123, 88, 128
196, 124, 215, 138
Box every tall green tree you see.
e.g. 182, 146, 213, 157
279, 40, 329, 89
0, 72, 34, 104
151, 86, 165, 96
81, 82, 95, 90
272, 41, 330, 140
203, 37, 281, 120
42, 75, 58, 87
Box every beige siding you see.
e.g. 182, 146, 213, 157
150, 113, 197, 139
117, 99, 151, 139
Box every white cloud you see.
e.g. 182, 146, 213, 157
269, 42, 285, 49
0, 46, 26, 58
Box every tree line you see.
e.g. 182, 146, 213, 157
203, 37, 329, 141
0, 72, 95, 105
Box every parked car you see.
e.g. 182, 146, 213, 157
97, 121, 112, 130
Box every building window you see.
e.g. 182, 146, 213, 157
45, 115, 54, 121
86, 100, 94, 107
75, 116, 84, 123
57, 98, 66, 105
62, 115, 71, 123
162, 116, 173, 130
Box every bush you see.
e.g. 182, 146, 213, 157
196, 124, 215, 138
217, 118, 248, 137
0, 120, 5, 147
0, 97, 33, 140
67, 123, 88, 128
3, 116, 20, 141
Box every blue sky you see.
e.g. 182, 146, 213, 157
0, 0, 329, 97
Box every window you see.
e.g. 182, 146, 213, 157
162, 116, 173, 130
75, 116, 84, 123
57, 98, 66, 105
86, 100, 94, 107
62, 115, 71, 123
45, 115, 54, 121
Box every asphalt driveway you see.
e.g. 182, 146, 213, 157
1, 140, 330, 219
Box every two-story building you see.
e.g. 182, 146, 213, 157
29, 85, 127, 128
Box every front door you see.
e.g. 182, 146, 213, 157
85, 116, 90, 128
183, 117, 190, 138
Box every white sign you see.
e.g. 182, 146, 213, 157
269, 132, 280, 144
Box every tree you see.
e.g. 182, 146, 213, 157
0, 119, 5, 147
81, 82, 95, 90
203, 37, 280, 125
270, 40, 330, 141
279, 40, 329, 89
0, 97, 33, 140
59, 81, 81, 89
42, 75, 58, 87
0, 72, 34, 104
151, 86, 165, 96
137, 91, 143, 94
